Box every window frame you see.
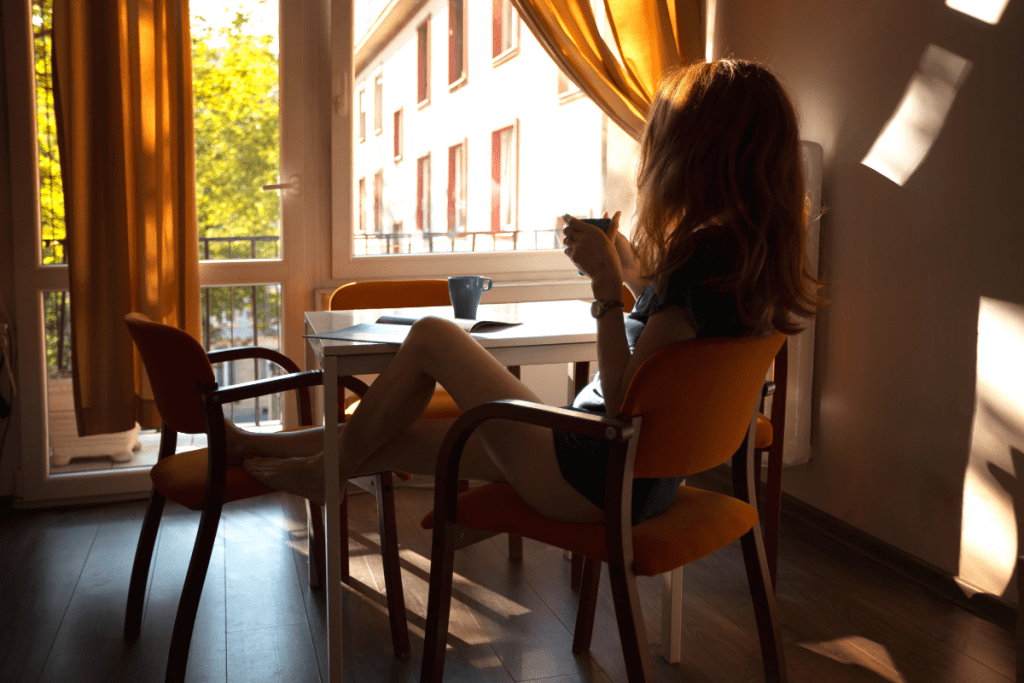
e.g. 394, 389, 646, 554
416, 153, 431, 232
447, 0, 467, 91
373, 68, 383, 136
490, 120, 519, 234
393, 107, 403, 161
332, 0, 586, 281
447, 139, 467, 235
416, 16, 431, 108
357, 83, 367, 141
357, 176, 366, 233
491, 0, 520, 66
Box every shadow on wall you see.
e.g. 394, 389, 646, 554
713, 0, 1024, 588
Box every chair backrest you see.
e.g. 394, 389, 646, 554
329, 279, 451, 310
620, 332, 786, 479
124, 313, 215, 435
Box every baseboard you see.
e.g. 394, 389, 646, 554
695, 464, 1017, 631
780, 490, 1017, 631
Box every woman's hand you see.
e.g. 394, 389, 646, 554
606, 214, 649, 298
562, 213, 623, 301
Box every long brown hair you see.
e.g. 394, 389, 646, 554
631, 60, 825, 335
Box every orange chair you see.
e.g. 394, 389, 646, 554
122, 313, 325, 683
420, 333, 788, 683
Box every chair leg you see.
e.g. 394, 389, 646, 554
339, 490, 350, 583
164, 503, 223, 683
507, 534, 523, 560
739, 524, 787, 683
572, 558, 601, 653
420, 522, 459, 683
307, 500, 327, 589
374, 472, 410, 658
570, 552, 585, 591
125, 488, 166, 639
660, 567, 683, 663
607, 560, 654, 683
765, 439, 784, 589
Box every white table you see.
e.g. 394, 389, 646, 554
305, 300, 599, 682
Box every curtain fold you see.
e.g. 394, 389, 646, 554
53, 0, 199, 436
511, 0, 704, 139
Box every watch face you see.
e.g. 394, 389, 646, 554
591, 300, 602, 318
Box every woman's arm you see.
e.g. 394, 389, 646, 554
562, 215, 695, 416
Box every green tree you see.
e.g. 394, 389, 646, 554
192, 10, 280, 260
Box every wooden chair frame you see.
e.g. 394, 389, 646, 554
123, 343, 324, 683
419, 396, 787, 683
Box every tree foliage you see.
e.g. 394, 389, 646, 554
192, 9, 281, 259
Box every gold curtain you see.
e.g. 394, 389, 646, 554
511, 0, 704, 139
52, 0, 200, 436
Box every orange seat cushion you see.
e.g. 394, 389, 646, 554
345, 387, 461, 421
421, 482, 758, 576
150, 448, 276, 511
755, 413, 772, 450
150, 426, 316, 511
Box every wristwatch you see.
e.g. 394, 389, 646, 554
591, 299, 625, 319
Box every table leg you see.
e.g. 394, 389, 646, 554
323, 356, 343, 683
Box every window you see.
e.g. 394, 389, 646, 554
448, 0, 466, 87
492, 0, 519, 63
373, 169, 384, 233
447, 142, 466, 234
557, 71, 582, 102
357, 177, 366, 233
358, 84, 366, 141
491, 123, 517, 233
393, 108, 403, 161
373, 70, 383, 135
416, 154, 431, 231
416, 18, 430, 106
340, 0, 613, 277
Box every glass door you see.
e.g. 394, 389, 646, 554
9, 0, 315, 503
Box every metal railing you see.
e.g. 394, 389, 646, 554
354, 227, 561, 254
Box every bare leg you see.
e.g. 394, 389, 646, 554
224, 418, 332, 465
244, 317, 604, 523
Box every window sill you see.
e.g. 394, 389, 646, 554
448, 75, 468, 93
492, 46, 519, 68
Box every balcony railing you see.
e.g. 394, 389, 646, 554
354, 227, 561, 255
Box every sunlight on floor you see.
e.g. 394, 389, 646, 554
799, 635, 909, 683
861, 44, 971, 186
958, 297, 1024, 597
946, 0, 1011, 24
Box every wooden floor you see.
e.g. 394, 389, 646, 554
0, 470, 1015, 683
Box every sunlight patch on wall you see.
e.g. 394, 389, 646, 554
861, 44, 971, 186
946, 0, 1011, 25
958, 297, 1024, 598
799, 636, 908, 682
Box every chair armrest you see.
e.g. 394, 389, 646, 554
762, 381, 776, 397
431, 399, 633, 522
209, 369, 323, 427
207, 346, 302, 375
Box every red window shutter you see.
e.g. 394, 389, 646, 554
492, 0, 501, 58
491, 130, 501, 233
447, 146, 457, 232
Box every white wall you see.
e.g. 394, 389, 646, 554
714, 0, 1024, 601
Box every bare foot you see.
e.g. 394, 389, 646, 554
243, 453, 325, 504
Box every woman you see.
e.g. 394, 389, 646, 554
237, 60, 823, 525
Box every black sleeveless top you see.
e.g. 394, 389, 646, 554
553, 225, 745, 525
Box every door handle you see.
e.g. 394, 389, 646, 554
261, 175, 300, 196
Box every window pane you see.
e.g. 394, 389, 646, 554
353, 1, 623, 259
33, 0, 65, 266
192, 1, 281, 261
201, 284, 284, 426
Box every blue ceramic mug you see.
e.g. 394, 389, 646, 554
447, 276, 493, 319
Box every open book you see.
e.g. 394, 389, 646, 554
305, 314, 520, 344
